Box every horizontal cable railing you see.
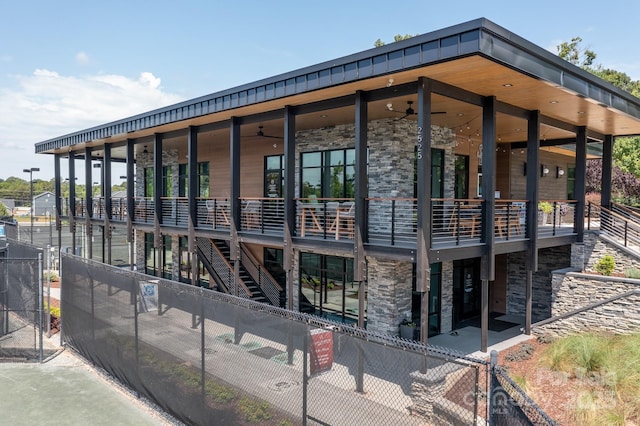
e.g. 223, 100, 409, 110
196, 198, 231, 230
60, 197, 69, 217
431, 198, 482, 246
611, 202, 640, 223
240, 197, 284, 234
92, 197, 105, 219
110, 198, 127, 221
592, 202, 640, 250
160, 197, 189, 227
295, 198, 355, 241
537, 200, 577, 238
74, 198, 86, 217
367, 198, 416, 246
494, 200, 527, 240
133, 197, 154, 224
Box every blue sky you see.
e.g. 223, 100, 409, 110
1, 0, 639, 181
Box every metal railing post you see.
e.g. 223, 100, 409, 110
46, 244, 51, 338
38, 251, 43, 362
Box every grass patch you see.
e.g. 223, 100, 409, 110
541, 333, 640, 425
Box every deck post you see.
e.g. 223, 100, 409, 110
416, 78, 433, 346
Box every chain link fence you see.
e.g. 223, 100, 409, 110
62, 253, 497, 425
0, 239, 57, 361
490, 355, 557, 425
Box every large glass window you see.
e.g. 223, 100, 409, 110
411, 263, 442, 337
299, 253, 361, 325
144, 168, 153, 197
178, 162, 210, 197
162, 235, 172, 279
144, 232, 158, 275
264, 247, 285, 287
178, 236, 191, 284
144, 233, 172, 279
265, 155, 284, 197
413, 148, 445, 198
567, 166, 576, 199
301, 149, 356, 198
454, 155, 469, 199
162, 166, 172, 197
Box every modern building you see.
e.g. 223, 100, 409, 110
34, 18, 640, 351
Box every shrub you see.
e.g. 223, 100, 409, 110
625, 268, 640, 279
594, 255, 615, 276
505, 342, 535, 362
43, 271, 59, 282
238, 397, 272, 423
537, 334, 555, 344
538, 201, 553, 214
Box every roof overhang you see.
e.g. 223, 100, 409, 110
34, 17, 640, 156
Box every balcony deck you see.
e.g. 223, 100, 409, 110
61, 196, 577, 250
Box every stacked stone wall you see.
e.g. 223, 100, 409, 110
534, 231, 640, 336
506, 246, 571, 322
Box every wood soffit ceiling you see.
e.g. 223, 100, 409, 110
68, 55, 640, 158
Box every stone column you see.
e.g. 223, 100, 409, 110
366, 258, 413, 335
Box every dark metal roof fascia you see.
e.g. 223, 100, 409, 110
33, 19, 488, 154
478, 19, 640, 121
34, 17, 640, 155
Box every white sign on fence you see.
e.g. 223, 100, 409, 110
139, 281, 159, 313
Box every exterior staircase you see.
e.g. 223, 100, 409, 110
196, 237, 284, 306
591, 202, 640, 256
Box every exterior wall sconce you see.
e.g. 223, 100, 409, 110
540, 164, 549, 177
556, 166, 565, 178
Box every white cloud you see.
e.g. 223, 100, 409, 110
75, 51, 90, 65
0, 69, 185, 178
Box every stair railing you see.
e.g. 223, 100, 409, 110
196, 238, 253, 298
195, 243, 229, 293
240, 246, 284, 307
590, 202, 640, 250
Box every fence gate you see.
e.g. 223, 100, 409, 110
0, 240, 52, 362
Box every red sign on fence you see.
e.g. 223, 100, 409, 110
309, 328, 334, 376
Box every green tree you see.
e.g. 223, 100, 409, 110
374, 34, 417, 47
556, 37, 596, 67
558, 37, 640, 186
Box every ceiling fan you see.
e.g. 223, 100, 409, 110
250, 125, 283, 139
387, 100, 446, 120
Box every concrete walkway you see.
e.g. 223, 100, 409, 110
0, 334, 180, 426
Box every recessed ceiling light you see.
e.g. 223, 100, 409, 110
457, 113, 464, 117
550, 100, 559, 104
320, 114, 328, 118
577, 111, 585, 114
503, 83, 513, 87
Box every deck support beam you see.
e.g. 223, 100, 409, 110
283, 106, 296, 310
104, 145, 112, 264
188, 127, 199, 286
524, 110, 541, 335
126, 139, 135, 270
416, 77, 433, 346
230, 117, 241, 296
354, 90, 368, 329
601, 134, 614, 209
575, 127, 587, 242
85, 147, 93, 260
480, 96, 497, 353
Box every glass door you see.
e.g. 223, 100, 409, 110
452, 258, 481, 328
